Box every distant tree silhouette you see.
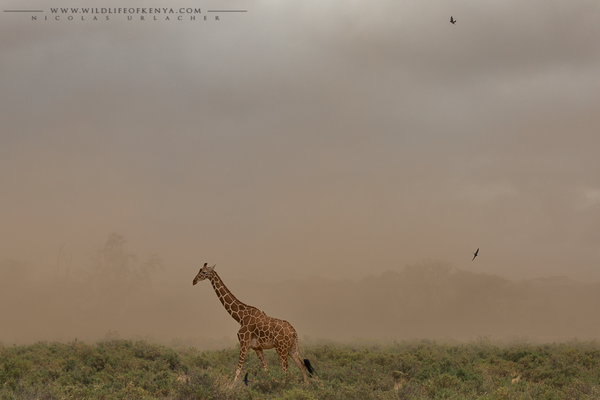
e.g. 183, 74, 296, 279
401, 260, 454, 314
86, 233, 163, 310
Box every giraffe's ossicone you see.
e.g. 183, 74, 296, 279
193, 263, 313, 384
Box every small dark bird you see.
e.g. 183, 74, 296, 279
472, 248, 479, 261
304, 359, 315, 376
450, 16, 456, 24
243, 372, 249, 386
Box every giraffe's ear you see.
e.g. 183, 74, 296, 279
210, 264, 217, 271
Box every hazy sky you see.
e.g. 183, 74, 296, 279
2, 0, 600, 284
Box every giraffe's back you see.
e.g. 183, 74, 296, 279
245, 313, 296, 351
268, 316, 297, 349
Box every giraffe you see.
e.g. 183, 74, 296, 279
192, 263, 313, 384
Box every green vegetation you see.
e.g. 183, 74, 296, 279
2, 338, 600, 399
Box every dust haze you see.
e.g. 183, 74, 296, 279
2, 237, 600, 346
1, 0, 600, 345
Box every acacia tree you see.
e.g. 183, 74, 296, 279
87, 233, 163, 310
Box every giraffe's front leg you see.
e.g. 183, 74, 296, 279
234, 332, 251, 382
234, 344, 249, 382
254, 348, 268, 371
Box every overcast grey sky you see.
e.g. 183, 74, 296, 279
1, 0, 600, 283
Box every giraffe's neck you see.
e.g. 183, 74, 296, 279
208, 271, 251, 324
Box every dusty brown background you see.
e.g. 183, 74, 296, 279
1, 0, 599, 345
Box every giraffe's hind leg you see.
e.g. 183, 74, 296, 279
288, 340, 309, 383
275, 346, 289, 373
274, 345, 290, 384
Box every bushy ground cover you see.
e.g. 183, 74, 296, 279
2, 338, 600, 399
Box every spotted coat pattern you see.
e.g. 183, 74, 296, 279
193, 263, 309, 383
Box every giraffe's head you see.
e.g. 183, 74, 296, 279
193, 263, 216, 285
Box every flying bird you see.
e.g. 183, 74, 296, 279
243, 372, 249, 386
450, 16, 456, 24
472, 248, 479, 261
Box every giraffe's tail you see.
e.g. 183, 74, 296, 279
294, 332, 316, 376
303, 358, 315, 376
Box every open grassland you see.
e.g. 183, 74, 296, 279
2, 338, 600, 399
